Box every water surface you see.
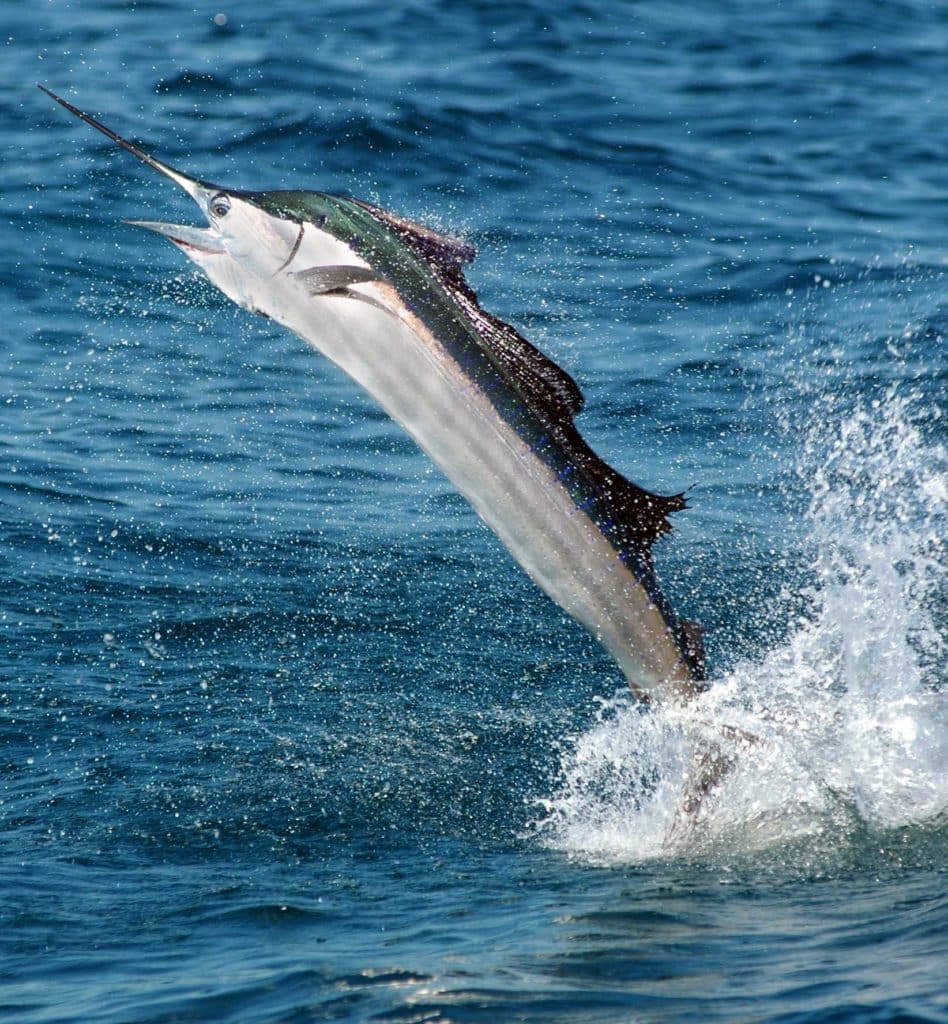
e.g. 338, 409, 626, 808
2, 2, 947, 1021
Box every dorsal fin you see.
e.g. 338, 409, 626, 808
563, 430, 688, 550
351, 198, 584, 424
354, 198, 686, 550
349, 197, 476, 268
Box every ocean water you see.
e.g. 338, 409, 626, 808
3, 1, 947, 1021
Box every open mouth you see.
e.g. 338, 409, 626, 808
124, 219, 226, 255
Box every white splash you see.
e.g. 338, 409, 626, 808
536, 387, 947, 864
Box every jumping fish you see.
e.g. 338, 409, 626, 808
40, 86, 707, 709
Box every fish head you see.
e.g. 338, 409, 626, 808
39, 86, 364, 315
133, 185, 303, 312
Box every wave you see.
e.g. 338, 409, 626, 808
535, 384, 947, 867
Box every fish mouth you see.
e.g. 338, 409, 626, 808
124, 219, 226, 255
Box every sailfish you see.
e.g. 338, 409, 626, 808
42, 87, 721, 810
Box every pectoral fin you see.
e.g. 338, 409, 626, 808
292, 265, 388, 295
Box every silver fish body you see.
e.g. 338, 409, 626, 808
42, 87, 705, 704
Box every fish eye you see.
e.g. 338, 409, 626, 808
209, 193, 231, 217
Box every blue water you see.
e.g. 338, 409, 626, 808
3, 1, 947, 1021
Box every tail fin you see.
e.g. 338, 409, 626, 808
664, 720, 760, 849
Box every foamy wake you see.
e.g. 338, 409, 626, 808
535, 388, 947, 864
